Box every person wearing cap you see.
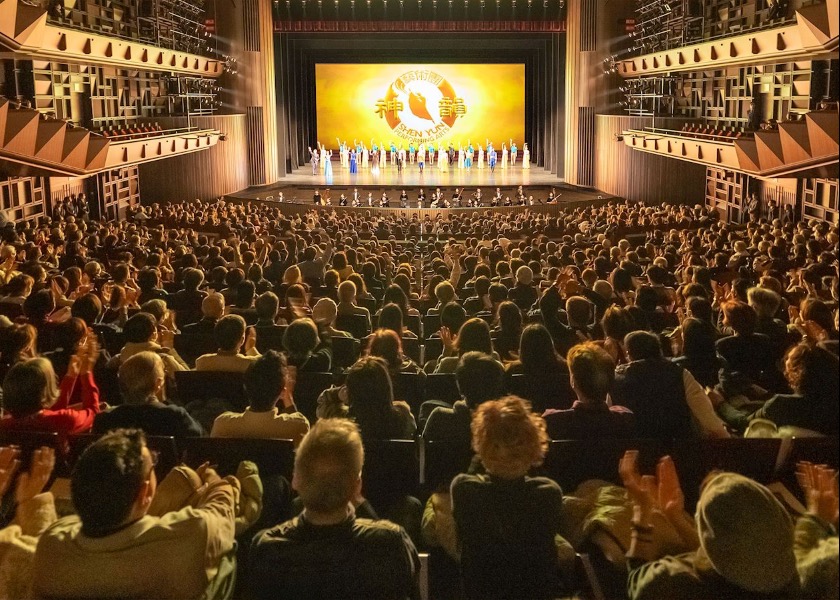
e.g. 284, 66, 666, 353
621, 451, 802, 599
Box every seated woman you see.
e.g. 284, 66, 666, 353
490, 301, 522, 363
505, 324, 573, 412
434, 318, 502, 374
278, 284, 312, 324
451, 396, 569, 600
0, 323, 37, 383
282, 318, 331, 372
0, 335, 101, 435
374, 302, 417, 340
366, 328, 423, 377
672, 317, 723, 389
713, 342, 839, 436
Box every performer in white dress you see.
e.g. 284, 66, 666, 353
522, 143, 530, 169
458, 144, 465, 169
320, 143, 328, 173
438, 143, 447, 171
501, 143, 508, 169
478, 145, 485, 169
362, 144, 369, 169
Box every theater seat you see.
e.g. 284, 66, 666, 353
293, 372, 337, 423
179, 436, 295, 479
422, 439, 474, 491
174, 370, 248, 409
331, 335, 361, 369
335, 313, 371, 340
362, 439, 420, 505
424, 373, 460, 403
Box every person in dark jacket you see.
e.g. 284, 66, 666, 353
714, 342, 839, 436
249, 418, 420, 600
93, 351, 203, 438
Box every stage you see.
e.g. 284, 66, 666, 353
224, 162, 618, 214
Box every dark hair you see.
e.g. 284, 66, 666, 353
440, 302, 468, 333
255, 291, 279, 321
686, 296, 714, 322
382, 285, 409, 316
456, 318, 493, 356
801, 298, 836, 336
71, 429, 148, 537
346, 356, 396, 440
518, 323, 563, 375
70, 293, 103, 327
234, 280, 256, 309
567, 342, 615, 402
244, 350, 287, 411
55, 317, 87, 355
123, 312, 157, 343
497, 301, 522, 334
283, 318, 319, 356
23, 289, 55, 323
456, 351, 506, 409
214, 314, 247, 352
625, 330, 662, 361
681, 318, 718, 359
785, 343, 839, 400
367, 328, 403, 370
602, 306, 632, 341
377, 303, 404, 336
182, 268, 204, 291
722, 300, 757, 336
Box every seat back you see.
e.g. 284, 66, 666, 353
422, 439, 474, 491
422, 314, 441, 339
671, 437, 783, 509
294, 372, 336, 423
402, 337, 421, 364
174, 371, 248, 410
331, 336, 361, 370
405, 314, 422, 337
543, 438, 665, 493
180, 436, 295, 479
507, 373, 574, 413
423, 337, 443, 362
362, 439, 419, 504
424, 373, 460, 403
392, 372, 425, 416
335, 313, 370, 340
174, 332, 218, 368
254, 325, 287, 354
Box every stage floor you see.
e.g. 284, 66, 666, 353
279, 162, 563, 187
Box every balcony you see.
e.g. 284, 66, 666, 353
617, 0, 838, 77
621, 109, 839, 178
0, 98, 221, 177
0, 0, 222, 77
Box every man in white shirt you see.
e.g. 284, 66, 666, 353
211, 351, 309, 445
195, 314, 260, 373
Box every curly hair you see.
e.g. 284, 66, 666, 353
784, 343, 839, 399
471, 395, 549, 479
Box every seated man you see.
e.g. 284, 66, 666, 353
423, 351, 506, 445
543, 343, 635, 439
33, 429, 238, 599
113, 312, 188, 378
195, 314, 260, 373
94, 351, 204, 438
211, 350, 310, 446
178, 292, 226, 365
254, 291, 287, 352
249, 419, 420, 600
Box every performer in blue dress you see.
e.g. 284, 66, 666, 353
510, 141, 518, 166
349, 148, 358, 174
465, 143, 474, 169
488, 145, 497, 172
324, 149, 333, 181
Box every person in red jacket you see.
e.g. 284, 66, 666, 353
0, 334, 101, 435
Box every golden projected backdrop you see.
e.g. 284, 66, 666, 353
315, 64, 525, 148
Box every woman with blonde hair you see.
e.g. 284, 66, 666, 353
451, 396, 567, 599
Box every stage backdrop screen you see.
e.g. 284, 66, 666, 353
315, 63, 525, 149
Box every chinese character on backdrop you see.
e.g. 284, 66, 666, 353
375, 98, 404, 118
438, 97, 453, 117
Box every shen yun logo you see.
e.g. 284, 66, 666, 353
374, 69, 467, 144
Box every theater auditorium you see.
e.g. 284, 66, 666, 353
0, 0, 837, 597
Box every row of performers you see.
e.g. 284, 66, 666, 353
311, 186, 560, 207
310, 139, 531, 173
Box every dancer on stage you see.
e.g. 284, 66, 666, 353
510, 140, 518, 166
438, 143, 447, 171
478, 144, 485, 169
522, 142, 530, 169
417, 144, 425, 172
488, 145, 497, 173
465, 143, 474, 170
389, 141, 397, 167
398, 145, 407, 168
458, 144, 465, 170
309, 146, 319, 175
349, 147, 358, 174
501, 143, 508, 169
409, 143, 415, 164
324, 149, 333, 180
337, 139, 348, 168
371, 141, 379, 169
320, 143, 328, 173
362, 143, 369, 169
428, 143, 435, 166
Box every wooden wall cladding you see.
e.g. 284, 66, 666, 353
0, 177, 47, 224
594, 114, 706, 204
137, 114, 249, 203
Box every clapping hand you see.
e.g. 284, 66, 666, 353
439, 327, 456, 353
620, 451, 686, 523
797, 462, 839, 527
0, 446, 21, 497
